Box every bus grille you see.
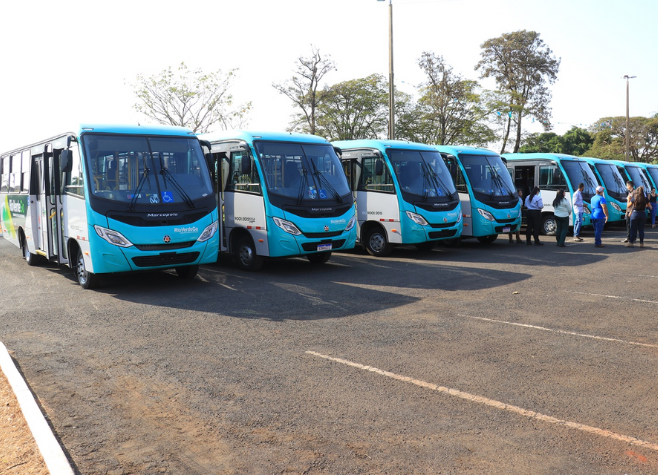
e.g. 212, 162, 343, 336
301, 240, 346, 251
495, 218, 517, 224
428, 230, 457, 239
302, 231, 343, 238
132, 252, 200, 268
429, 222, 457, 229
133, 241, 196, 251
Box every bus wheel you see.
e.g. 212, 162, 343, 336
541, 215, 557, 235
22, 238, 42, 267
307, 252, 331, 264
415, 241, 436, 251
236, 236, 264, 271
364, 227, 393, 257
175, 265, 199, 279
75, 249, 98, 290
477, 235, 498, 244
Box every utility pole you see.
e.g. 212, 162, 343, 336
623, 75, 636, 161
378, 0, 395, 140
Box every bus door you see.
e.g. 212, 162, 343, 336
443, 154, 472, 236
39, 144, 67, 264
512, 164, 536, 226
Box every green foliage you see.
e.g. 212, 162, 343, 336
130, 63, 251, 133
314, 74, 389, 141
476, 30, 560, 153
409, 52, 494, 146
272, 46, 336, 135
520, 127, 593, 155
587, 116, 658, 162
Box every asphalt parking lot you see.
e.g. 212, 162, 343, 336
1, 223, 658, 474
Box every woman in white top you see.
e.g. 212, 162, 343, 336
553, 189, 572, 247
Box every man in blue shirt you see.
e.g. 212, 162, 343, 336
590, 186, 609, 248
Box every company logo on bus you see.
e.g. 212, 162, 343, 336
443, 218, 448, 223
163, 235, 171, 243
324, 225, 329, 232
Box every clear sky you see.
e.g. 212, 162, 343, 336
1, 0, 656, 153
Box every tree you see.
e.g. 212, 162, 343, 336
272, 46, 336, 135
587, 116, 658, 162
130, 63, 251, 133
519, 127, 593, 155
476, 30, 560, 153
314, 74, 389, 141
415, 52, 494, 146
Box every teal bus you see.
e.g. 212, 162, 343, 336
334, 140, 462, 256
436, 145, 521, 244
0, 124, 220, 289
608, 159, 653, 192
580, 157, 627, 223
200, 131, 356, 270
636, 162, 658, 191
503, 153, 597, 235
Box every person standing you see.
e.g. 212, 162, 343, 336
508, 189, 524, 244
524, 186, 544, 246
622, 181, 635, 243
649, 188, 657, 228
553, 189, 571, 247
591, 185, 609, 248
572, 183, 584, 242
627, 186, 652, 248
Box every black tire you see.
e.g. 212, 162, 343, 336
22, 237, 42, 266
307, 252, 331, 264
175, 265, 199, 279
235, 236, 264, 271
364, 227, 393, 257
75, 249, 99, 289
415, 241, 436, 251
477, 234, 498, 244
541, 215, 557, 236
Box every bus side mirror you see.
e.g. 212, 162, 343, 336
60, 150, 73, 173
333, 146, 342, 158
375, 159, 384, 176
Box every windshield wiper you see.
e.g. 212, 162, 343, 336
308, 159, 343, 203
128, 167, 150, 211
422, 161, 451, 198
297, 167, 309, 205
485, 157, 515, 198
579, 167, 596, 194
161, 167, 195, 208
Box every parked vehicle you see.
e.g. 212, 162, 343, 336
437, 145, 521, 244
335, 139, 462, 256
580, 157, 627, 223
0, 124, 219, 288
200, 131, 356, 270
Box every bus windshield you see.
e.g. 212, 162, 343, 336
254, 141, 350, 203
561, 161, 597, 201
459, 154, 516, 199
388, 149, 456, 200
626, 166, 652, 192
82, 134, 213, 207
595, 163, 627, 200
645, 167, 658, 190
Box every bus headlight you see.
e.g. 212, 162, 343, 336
197, 221, 219, 242
477, 209, 495, 221
583, 204, 591, 215
273, 217, 302, 235
345, 215, 356, 231
610, 202, 622, 212
457, 210, 463, 223
406, 211, 428, 226
94, 225, 133, 248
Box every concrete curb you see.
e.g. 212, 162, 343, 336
0, 341, 74, 475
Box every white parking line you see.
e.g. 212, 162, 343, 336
566, 291, 658, 305
306, 351, 658, 452
457, 314, 658, 349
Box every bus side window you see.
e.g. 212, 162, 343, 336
64, 145, 85, 197
539, 165, 567, 190
226, 151, 260, 194
449, 162, 467, 193
1, 156, 9, 192
358, 157, 393, 193
21, 151, 30, 193
9, 154, 21, 193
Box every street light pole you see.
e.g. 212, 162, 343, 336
623, 75, 636, 161
378, 0, 394, 140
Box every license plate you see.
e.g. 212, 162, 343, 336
317, 243, 332, 252
502, 227, 511, 233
